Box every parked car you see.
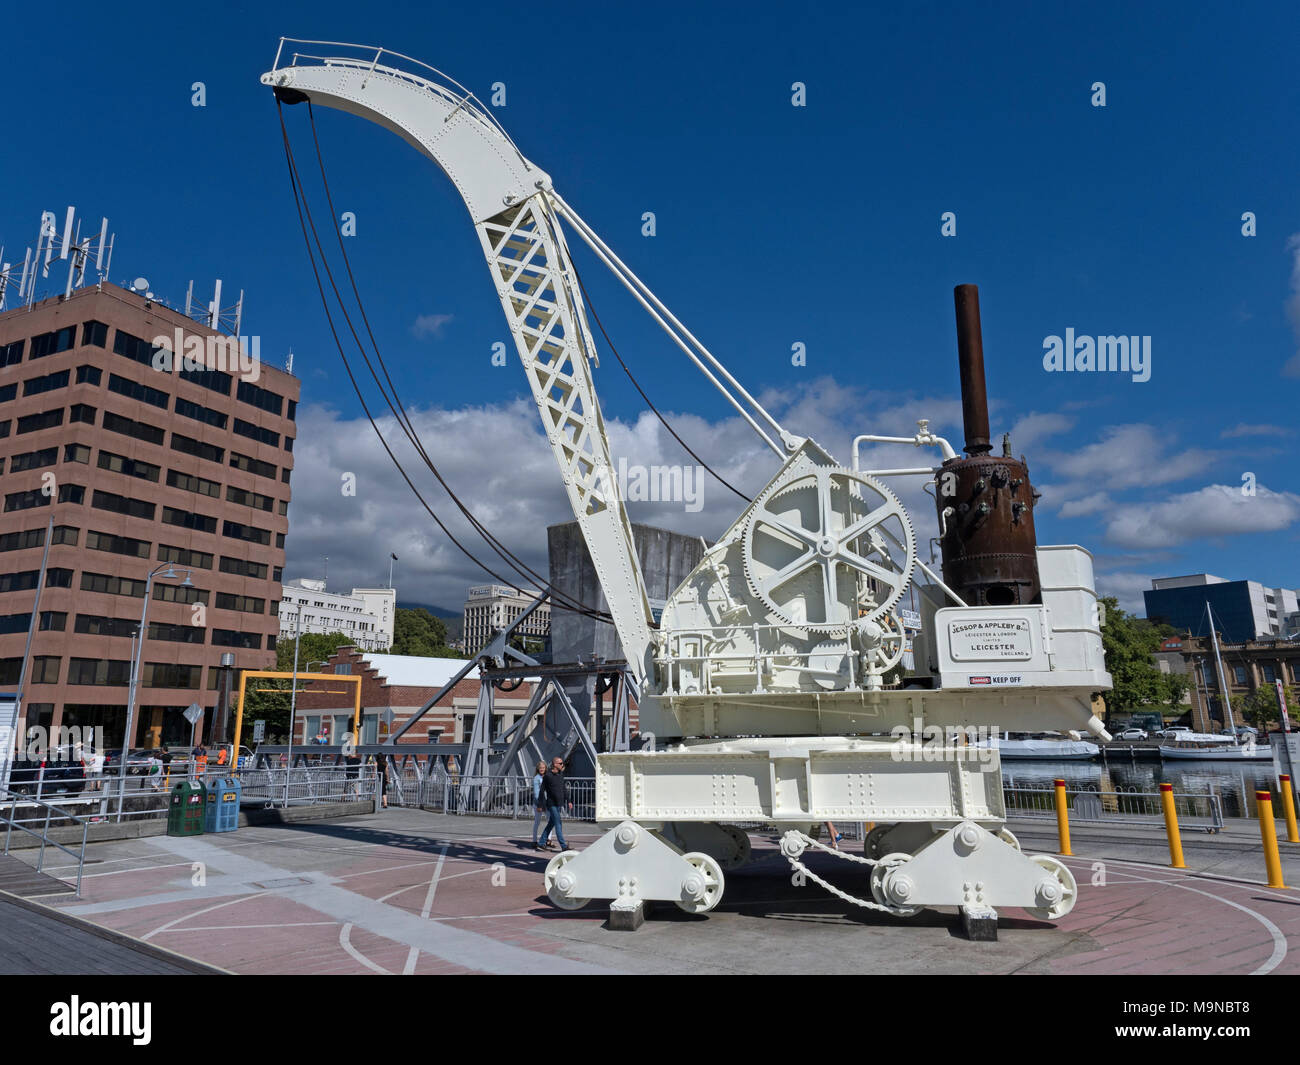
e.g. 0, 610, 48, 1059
1115, 727, 1148, 741
102, 748, 160, 776
8, 746, 87, 796
1157, 726, 1193, 738
1220, 725, 1258, 737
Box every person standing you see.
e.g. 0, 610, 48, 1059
372, 753, 389, 809
538, 756, 572, 852
530, 760, 547, 851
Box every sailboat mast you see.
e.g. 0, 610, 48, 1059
1207, 601, 1237, 735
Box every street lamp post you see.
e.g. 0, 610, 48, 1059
116, 564, 191, 821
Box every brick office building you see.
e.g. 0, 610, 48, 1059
0, 282, 299, 749
294, 647, 538, 746
1179, 635, 1300, 732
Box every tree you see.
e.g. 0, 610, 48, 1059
391, 608, 464, 658
1098, 597, 1188, 724
1232, 683, 1300, 732
237, 631, 374, 744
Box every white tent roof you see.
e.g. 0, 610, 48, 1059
359, 653, 479, 688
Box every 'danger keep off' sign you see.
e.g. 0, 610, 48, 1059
948, 618, 1033, 661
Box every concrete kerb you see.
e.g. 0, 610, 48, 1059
0, 887, 230, 974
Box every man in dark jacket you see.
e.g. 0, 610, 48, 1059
538, 757, 572, 852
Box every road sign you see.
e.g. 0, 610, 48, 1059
1277, 680, 1290, 732
899, 608, 922, 630
182, 703, 203, 725
252, 719, 266, 743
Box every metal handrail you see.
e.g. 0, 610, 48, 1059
268, 38, 530, 166
0, 785, 89, 895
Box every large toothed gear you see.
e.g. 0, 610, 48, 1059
742, 462, 916, 631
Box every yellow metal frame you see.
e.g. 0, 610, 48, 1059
232, 670, 363, 757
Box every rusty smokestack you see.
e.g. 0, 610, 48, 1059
935, 284, 1042, 607
953, 284, 991, 456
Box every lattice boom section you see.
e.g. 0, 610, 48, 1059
480, 202, 610, 517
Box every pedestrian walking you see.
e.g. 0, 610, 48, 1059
87, 746, 105, 793
344, 749, 362, 797
193, 745, 208, 780
147, 754, 164, 791
372, 753, 389, 809
537, 756, 573, 852
530, 760, 547, 850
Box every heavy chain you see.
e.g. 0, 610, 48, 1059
780, 830, 911, 916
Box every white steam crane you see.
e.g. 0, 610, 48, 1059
263, 41, 1112, 930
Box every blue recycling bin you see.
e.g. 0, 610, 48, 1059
203, 776, 241, 833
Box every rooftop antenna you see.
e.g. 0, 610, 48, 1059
4, 207, 114, 310
185, 278, 244, 337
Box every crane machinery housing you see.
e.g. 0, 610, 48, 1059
262, 39, 1112, 930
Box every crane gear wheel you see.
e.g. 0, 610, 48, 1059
855, 611, 907, 675
869, 852, 922, 917
742, 463, 915, 632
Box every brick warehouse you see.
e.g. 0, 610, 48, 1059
293, 648, 539, 746
0, 282, 298, 748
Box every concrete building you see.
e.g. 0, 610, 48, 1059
1144, 574, 1300, 644
1178, 634, 1300, 732
294, 646, 538, 745
280, 578, 394, 651
0, 282, 298, 748
547, 520, 707, 664
462, 584, 549, 655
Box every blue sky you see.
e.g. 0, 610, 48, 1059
3, 1, 1298, 612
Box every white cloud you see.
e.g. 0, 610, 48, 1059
411, 313, 454, 339
1009, 411, 1075, 452
1102, 483, 1300, 549
1220, 423, 1290, 438
1093, 571, 1155, 615
1042, 424, 1223, 493
1058, 491, 1112, 518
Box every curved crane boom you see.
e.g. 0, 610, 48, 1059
263, 44, 660, 678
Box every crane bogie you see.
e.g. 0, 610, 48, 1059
263, 40, 1110, 931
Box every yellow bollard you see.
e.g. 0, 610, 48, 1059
1054, 778, 1072, 856
1256, 791, 1287, 889
1158, 783, 1186, 869
1279, 775, 1299, 844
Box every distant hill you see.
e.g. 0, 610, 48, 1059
398, 601, 462, 641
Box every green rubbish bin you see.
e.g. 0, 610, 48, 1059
167, 780, 207, 836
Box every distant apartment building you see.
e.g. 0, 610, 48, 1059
0, 282, 298, 749
1144, 574, 1300, 644
279, 578, 395, 651
462, 584, 550, 654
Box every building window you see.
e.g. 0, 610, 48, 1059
212, 629, 261, 650
16, 407, 64, 434
67, 658, 132, 686
10, 446, 58, 472
1234, 666, 1248, 685
215, 592, 266, 614
103, 409, 165, 445
86, 530, 151, 559
223, 520, 271, 546
80, 572, 148, 598
30, 656, 61, 684
69, 403, 96, 424
147, 622, 205, 645
107, 373, 169, 410
143, 662, 202, 688
0, 339, 23, 367
81, 320, 109, 348
167, 469, 221, 497
91, 489, 155, 520
23, 369, 70, 397
157, 544, 214, 570
0, 383, 15, 403
236, 380, 284, 416
153, 583, 208, 606
51, 526, 78, 546
219, 556, 268, 579
75, 364, 102, 386
178, 365, 232, 395
162, 506, 218, 534
63, 443, 91, 464
231, 452, 277, 479
171, 433, 224, 464
0, 528, 46, 553
1263, 664, 1277, 683
5, 489, 52, 513
30, 326, 77, 359
112, 330, 163, 367
226, 486, 275, 512
174, 397, 228, 429
232, 418, 279, 447
75, 614, 138, 638
98, 450, 160, 482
